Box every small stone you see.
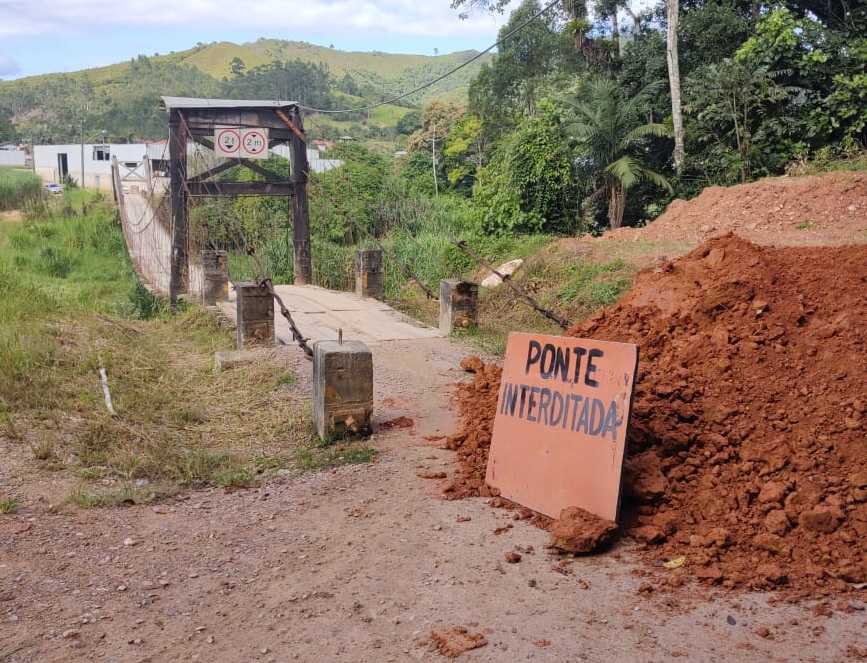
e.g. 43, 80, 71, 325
758, 481, 786, 503
666, 573, 684, 588
755, 563, 787, 585
123, 537, 136, 547
764, 510, 790, 536
116, 584, 127, 592
505, 551, 522, 564
128, 637, 142, 645
62, 629, 80, 639
799, 505, 845, 533
755, 627, 770, 638
632, 525, 665, 544
528, 579, 537, 588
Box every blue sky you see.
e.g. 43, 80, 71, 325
0, 0, 515, 80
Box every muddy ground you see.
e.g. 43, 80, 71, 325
2, 171, 866, 662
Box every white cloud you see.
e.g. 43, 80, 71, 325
0, 0, 507, 40
0, 53, 21, 77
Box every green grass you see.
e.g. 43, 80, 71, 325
0, 167, 43, 211
294, 437, 378, 470
2, 194, 377, 507
0, 494, 21, 514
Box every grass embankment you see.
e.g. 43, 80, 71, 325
0, 192, 370, 511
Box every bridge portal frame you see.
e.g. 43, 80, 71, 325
160, 97, 312, 309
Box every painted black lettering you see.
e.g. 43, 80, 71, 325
539, 344, 555, 378
589, 398, 605, 435
601, 401, 619, 440
575, 397, 590, 433
553, 347, 570, 383
500, 382, 518, 416
584, 348, 604, 387
518, 384, 529, 419
571, 347, 587, 384
525, 340, 542, 374
549, 390, 565, 427
538, 387, 551, 425
569, 394, 583, 429
526, 386, 541, 422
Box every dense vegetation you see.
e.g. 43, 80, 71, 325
2, 2, 864, 318
216, 1, 865, 286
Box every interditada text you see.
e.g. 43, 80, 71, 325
499, 340, 620, 440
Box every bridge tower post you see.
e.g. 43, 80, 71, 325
289, 108, 312, 286
168, 109, 189, 310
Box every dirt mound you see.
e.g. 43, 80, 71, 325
446, 235, 867, 598
608, 171, 866, 246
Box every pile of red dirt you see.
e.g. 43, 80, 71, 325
607, 171, 866, 247
445, 234, 866, 598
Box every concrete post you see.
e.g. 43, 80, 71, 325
355, 249, 384, 300
313, 340, 373, 440
201, 250, 229, 305
235, 282, 274, 349
439, 279, 479, 335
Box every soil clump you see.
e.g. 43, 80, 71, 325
549, 506, 618, 553
430, 626, 488, 657
444, 234, 866, 598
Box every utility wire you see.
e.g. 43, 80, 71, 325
298, 0, 562, 115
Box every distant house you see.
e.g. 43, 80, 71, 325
33, 139, 340, 190
0, 143, 27, 167
32, 143, 163, 191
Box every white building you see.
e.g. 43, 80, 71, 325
33, 141, 338, 192
33, 143, 166, 192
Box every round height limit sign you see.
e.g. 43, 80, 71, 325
214, 127, 270, 159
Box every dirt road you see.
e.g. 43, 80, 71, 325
2, 334, 864, 662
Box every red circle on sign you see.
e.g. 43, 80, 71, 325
243, 130, 267, 156
216, 128, 241, 155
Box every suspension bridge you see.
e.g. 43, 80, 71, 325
110, 97, 443, 348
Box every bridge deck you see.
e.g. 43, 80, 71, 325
218, 284, 441, 346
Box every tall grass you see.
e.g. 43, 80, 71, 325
0, 167, 43, 211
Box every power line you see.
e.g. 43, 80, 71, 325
298, 0, 562, 115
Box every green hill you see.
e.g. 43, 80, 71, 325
0, 40, 490, 143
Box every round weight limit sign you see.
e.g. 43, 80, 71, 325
215, 128, 242, 157
241, 128, 269, 159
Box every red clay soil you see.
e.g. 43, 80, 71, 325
607, 171, 866, 247
445, 234, 867, 599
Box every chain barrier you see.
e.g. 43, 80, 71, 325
176, 116, 315, 359
247, 248, 314, 359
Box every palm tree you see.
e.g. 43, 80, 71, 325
564, 78, 673, 230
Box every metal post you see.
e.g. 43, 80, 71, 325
289, 108, 312, 285
80, 118, 85, 189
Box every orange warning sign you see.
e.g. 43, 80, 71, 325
485, 332, 639, 521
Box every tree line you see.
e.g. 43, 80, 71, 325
398, 0, 866, 232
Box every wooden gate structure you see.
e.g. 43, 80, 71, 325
160, 97, 312, 308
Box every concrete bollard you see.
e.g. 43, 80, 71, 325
439, 278, 479, 335
355, 249, 383, 300
313, 340, 373, 440
201, 250, 229, 305
235, 282, 274, 349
